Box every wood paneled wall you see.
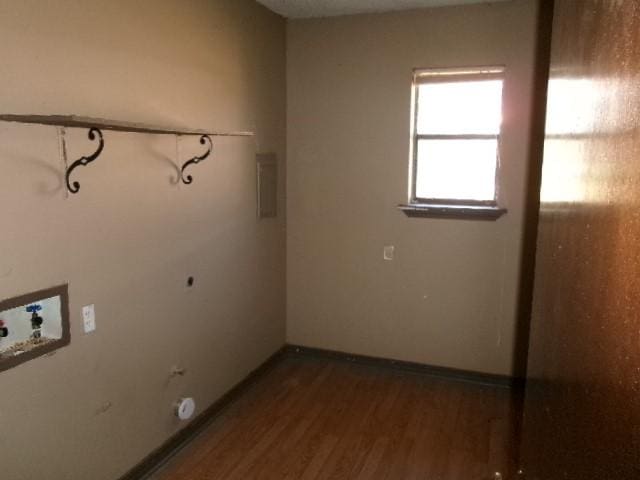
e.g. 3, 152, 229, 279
520, 1, 640, 478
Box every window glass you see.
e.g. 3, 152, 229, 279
416, 80, 503, 135
415, 139, 497, 201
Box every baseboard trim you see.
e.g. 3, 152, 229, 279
118, 346, 286, 480
284, 344, 523, 388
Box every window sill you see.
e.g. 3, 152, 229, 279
398, 203, 507, 220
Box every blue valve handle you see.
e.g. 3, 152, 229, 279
26, 304, 43, 313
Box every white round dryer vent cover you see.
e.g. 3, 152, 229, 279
175, 397, 196, 420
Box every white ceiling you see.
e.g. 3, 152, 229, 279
255, 0, 508, 19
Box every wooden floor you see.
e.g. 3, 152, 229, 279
152, 356, 517, 480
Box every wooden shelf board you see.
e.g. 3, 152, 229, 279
0, 114, 254, 137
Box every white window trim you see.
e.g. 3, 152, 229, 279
401, 66, 507, 220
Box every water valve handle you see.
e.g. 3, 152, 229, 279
0, 319, 8, 338
26, 304, 43, 313
30, 312, 44, 329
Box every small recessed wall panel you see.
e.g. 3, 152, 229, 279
257, 153, 278, 219
0, 285, 70, 372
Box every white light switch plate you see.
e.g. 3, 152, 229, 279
82, 304, 96, 333
383, 245, 395, 261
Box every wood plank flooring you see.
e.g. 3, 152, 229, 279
151, 356, 517, 480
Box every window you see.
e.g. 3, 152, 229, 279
401, 66, 506, 219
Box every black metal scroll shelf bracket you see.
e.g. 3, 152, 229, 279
180, 135, 213, 185
0, 114, 253, 194
62, 127, 105, 194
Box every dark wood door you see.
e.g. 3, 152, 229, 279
520, 1, 640, 478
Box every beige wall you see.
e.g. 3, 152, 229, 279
287, 0, 538, 376
0, 1, 285, 479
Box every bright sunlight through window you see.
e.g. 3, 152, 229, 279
411, 67, 504, 205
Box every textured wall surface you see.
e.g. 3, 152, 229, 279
521, 0, 640, 478
286, 0, 538, 376
0, 1, 286, 478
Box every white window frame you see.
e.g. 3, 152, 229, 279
409, 66, 506, 210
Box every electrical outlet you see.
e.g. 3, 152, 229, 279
82, 304, 96, 334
